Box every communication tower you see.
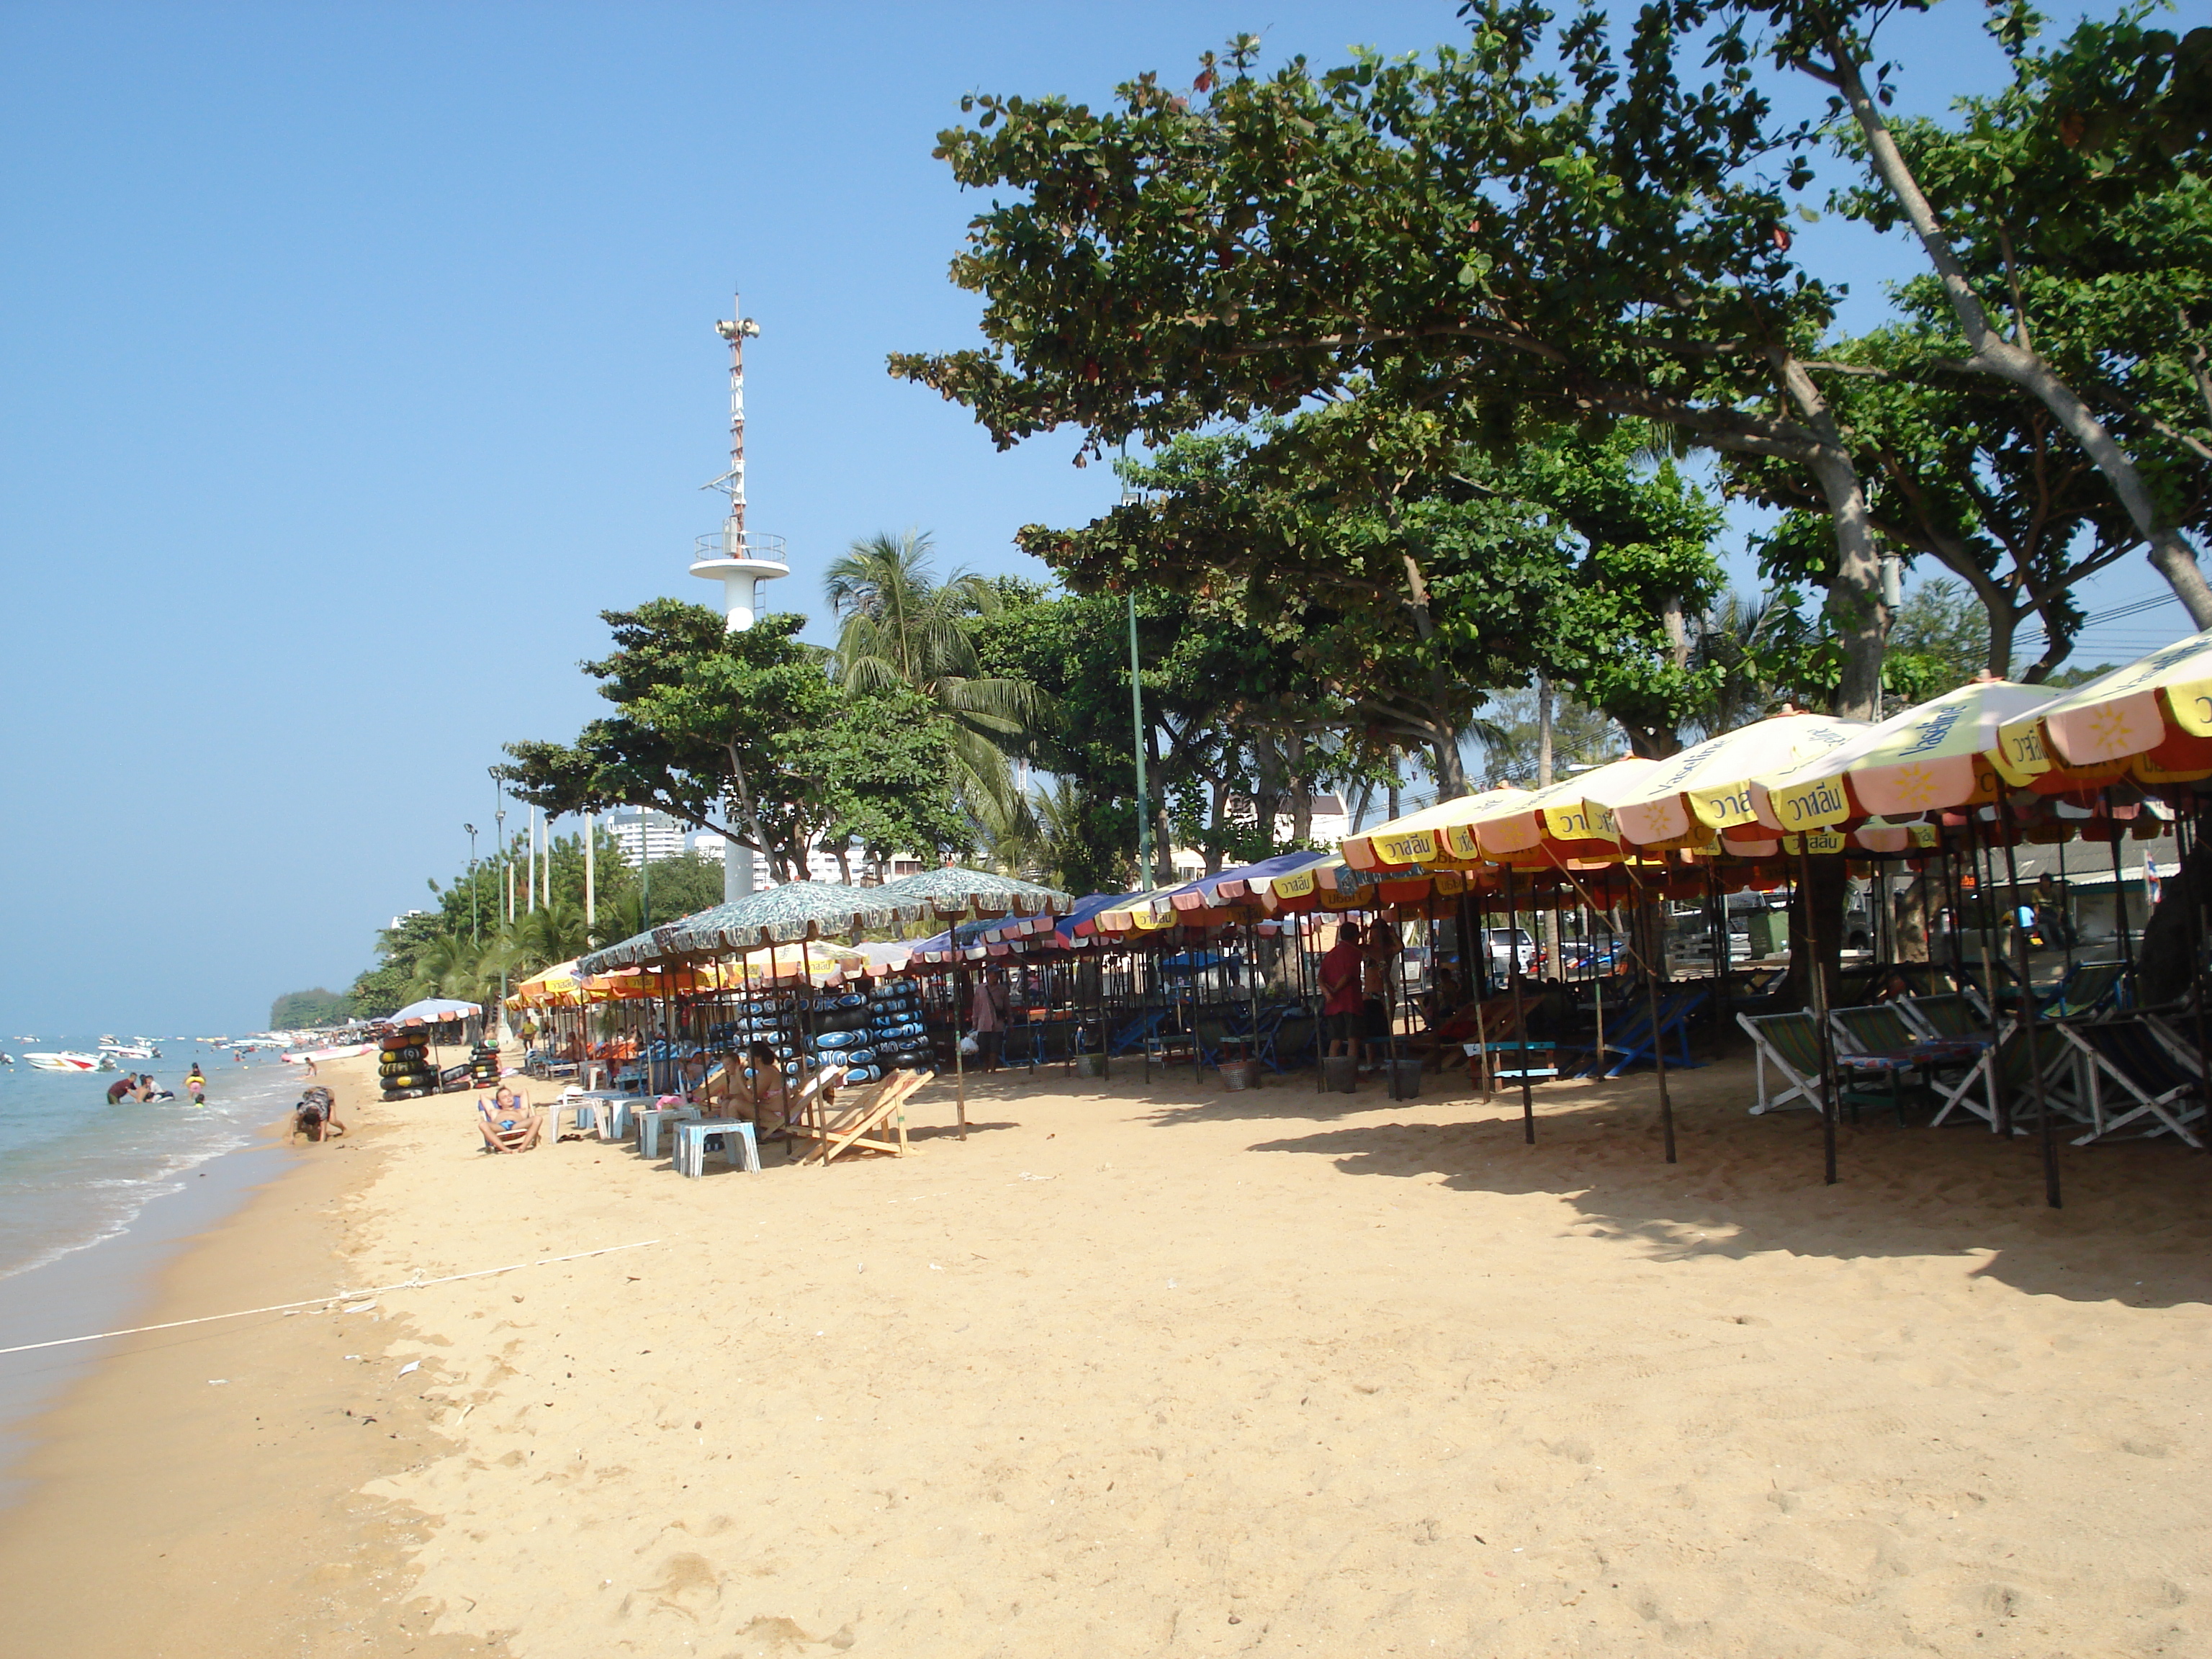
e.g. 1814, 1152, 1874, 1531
691, 291, 788, 630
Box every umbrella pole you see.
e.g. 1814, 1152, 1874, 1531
2184, 795, 2212, 1151
1473, 883, 1491, 1102
1796, 840, 1837, 1184
1966, 811, 2013, 1137
1503, 862, 1535, 1143
1997, 797, 2061, 1208
953, 956, 969, 1140
2105, 788, 2136, 1000
1633, 862, 1676, 1165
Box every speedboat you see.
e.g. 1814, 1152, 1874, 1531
99, 1036, 160, 1060
26, 1051, 104, 1072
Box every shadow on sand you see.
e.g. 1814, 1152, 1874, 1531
1133, 1058, 2212, 1310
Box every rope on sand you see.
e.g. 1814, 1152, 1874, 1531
0, 1240, 663, 1357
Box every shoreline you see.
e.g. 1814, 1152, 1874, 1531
0, 1053, 495, 1657
2, 1048, 2208, 1655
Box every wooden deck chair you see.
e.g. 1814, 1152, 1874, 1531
795, 1068, 927, 1165
1739, 1010, 1829, 1116
2056, 1017, 2206, 1148
1926, 1025, 2080, 1132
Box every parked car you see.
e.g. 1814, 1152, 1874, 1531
1482, 927, 1537, 985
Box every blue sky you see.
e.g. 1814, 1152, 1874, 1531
0, 1, 2182, 1032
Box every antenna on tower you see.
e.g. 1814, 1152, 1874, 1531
690, 289, 786, 632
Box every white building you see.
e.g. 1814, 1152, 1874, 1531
688, 830, 926, 892
1167, 793, 1351, 879
607, 809, 689, 868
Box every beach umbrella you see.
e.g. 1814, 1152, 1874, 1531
1341, 787, 1531, 871
1992, 627, 2212, 788
662, 882, 917, 955
1588, 711, 1871, 849
388, 997, 480, 1025
868, 868, 1070, 1138
512, 960, 583, 1009
1749, 680, 2059, 831
1452, 757, 1659, 861
871, 865, 1072, 919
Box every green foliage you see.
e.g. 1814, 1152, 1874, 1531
825, 530, 1043, 822
269, 988, 351, 1030
349, 910, 446, 1019
500, 600, 969, 884
1885, 579, 1992, 696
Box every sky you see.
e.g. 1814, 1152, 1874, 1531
0, 0, 2183, 1033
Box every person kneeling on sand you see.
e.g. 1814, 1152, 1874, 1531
477, 1084, 541, 1153
290, 1087, 346, 1143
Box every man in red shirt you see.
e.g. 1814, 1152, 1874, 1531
1318, 920, 1366, 1061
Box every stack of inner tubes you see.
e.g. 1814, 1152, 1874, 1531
804, 991, 876, 1084
866, 979, 932, 1076
468, 1040, 500, 1087
377, 1031, 436, 1099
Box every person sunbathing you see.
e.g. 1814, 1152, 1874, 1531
477, 1084, 541, 1153
737, 1043, 792, 1133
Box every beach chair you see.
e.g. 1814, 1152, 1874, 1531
793, 1068, 929, 1165
1109, 1006, 1168, 1056
2041, 961, 2127, 1022
1739, 1010, 1828, 1117
1259, 1013, 1316, 1073
1588, 985, 1707, 1078
2056, 1017, 2206, 1148
1926, 1024, 2079, 1133
1193, 1017, 1238, 1075
1829, 1003, 1939, 1124
1894, 992, 1990, 1043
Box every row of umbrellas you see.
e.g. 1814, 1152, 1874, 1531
531, 626, 2212, 985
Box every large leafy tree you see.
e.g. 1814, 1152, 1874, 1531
1749, 0, 2212, 621
894, 13, 1902, 713
500, 600, 968, 885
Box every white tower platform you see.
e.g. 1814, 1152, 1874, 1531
691, 526, 788, 631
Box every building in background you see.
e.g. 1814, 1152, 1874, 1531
607, 808, 688, 869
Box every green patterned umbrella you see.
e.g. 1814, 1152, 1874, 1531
871, 866, 1071, 920
579, 883, 922, 974
665, 882, 917, 954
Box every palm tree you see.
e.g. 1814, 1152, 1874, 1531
824, 529, 1043, 817
408, 930, 514, 1010
513, 894, 588, 973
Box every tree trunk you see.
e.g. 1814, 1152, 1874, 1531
1287, 729, 1313, 845
1772, 349, 1888, 720
1822, 35, 2212, 629
1892, 871, 1933, 964
1784, 856, 1848, 1012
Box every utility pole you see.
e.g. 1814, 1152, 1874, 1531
464, 824, 479, 943
1121, 489, 1156, 888
583, 812, 595, 933
1537, 675, 1560, 974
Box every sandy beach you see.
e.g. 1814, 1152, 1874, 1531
2, 1045, 2208, 1657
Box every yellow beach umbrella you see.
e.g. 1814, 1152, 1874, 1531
1992, 628, 2212, 786
1587, 711, 1871, 849
1341, 786, 1530, 870
513, 959, 583, 1007
1462, 756, 1659, 859
1750, 679, 2059, 830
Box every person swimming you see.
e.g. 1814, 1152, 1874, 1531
185, 1063, 207, 1105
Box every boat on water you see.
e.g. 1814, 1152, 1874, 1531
280, 1042, 372, 1065
98, 1035, 161, 1060
26, 1051, 109, 1073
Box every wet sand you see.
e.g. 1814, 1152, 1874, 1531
2, 1044, 2208, 1656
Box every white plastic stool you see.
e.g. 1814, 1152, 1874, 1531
675, 1118, 759, 1177
634, 1105, 700, 1159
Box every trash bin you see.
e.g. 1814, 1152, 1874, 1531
1388, 1058, 1424, 1100
1321, 1055, 1359, 1093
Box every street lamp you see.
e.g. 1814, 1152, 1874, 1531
464, 823, 479, 943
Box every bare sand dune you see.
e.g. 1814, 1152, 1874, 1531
313, 1049, 2211, 1658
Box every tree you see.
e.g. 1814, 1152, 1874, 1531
349, 910, 446, 1018
1751, 0, 2212, 622
893, 16, 1900, 713
270, 988, 351, 1030
500, 601, 970, 885
825, 529, 1043, 817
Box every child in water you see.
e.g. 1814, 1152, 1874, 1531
185, 1063, 207, 1105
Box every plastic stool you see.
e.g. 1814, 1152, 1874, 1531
675, 1118, 759, 1177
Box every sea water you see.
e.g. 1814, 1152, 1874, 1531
0, 1044, 305, 1283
